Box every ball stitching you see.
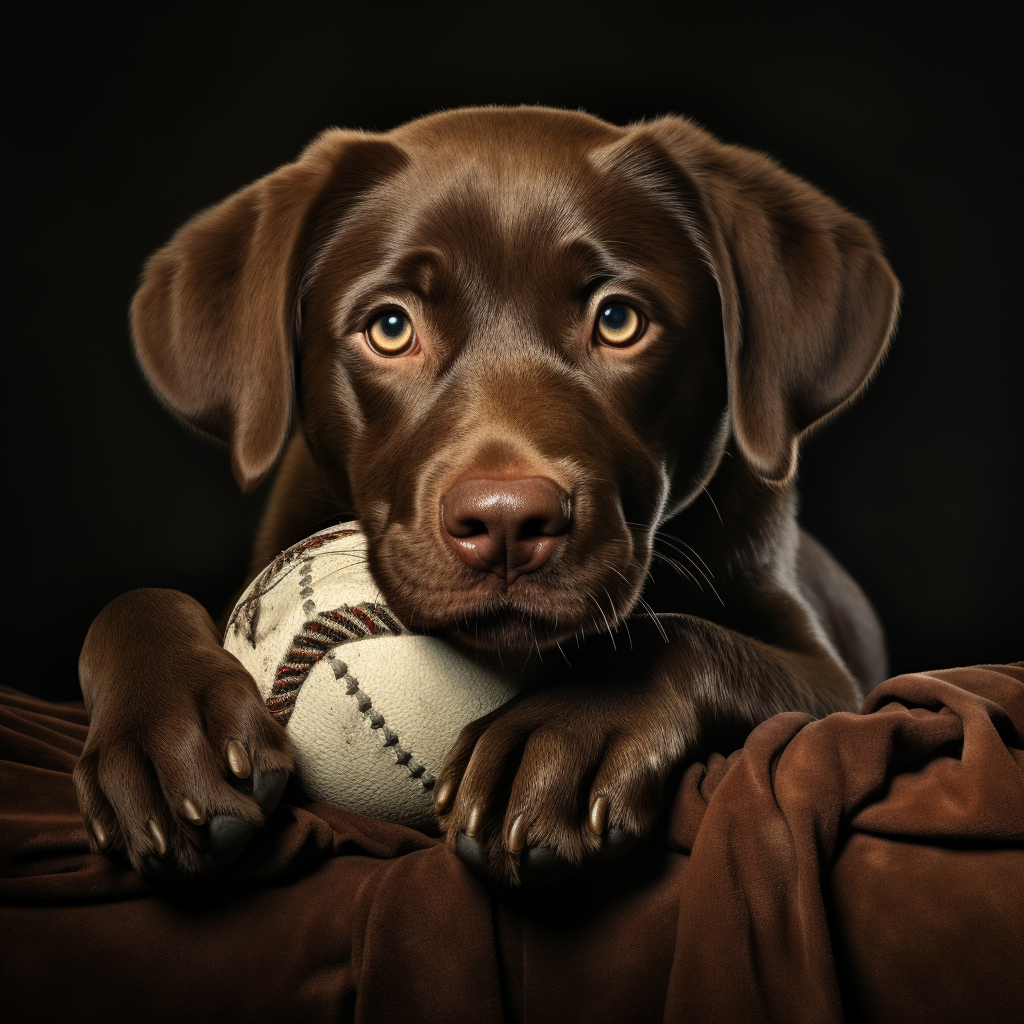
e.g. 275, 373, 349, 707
327, 655, 436, 790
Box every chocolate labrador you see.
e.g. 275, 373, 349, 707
75, 106, 899, 886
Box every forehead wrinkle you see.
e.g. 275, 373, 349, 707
404, 169, 620, 321
328, 266, 409, 336
407, 145, 600, 239
556, 234, 654, 291
358, 247, 447, 304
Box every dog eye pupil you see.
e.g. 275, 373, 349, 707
602, 305, 628, 329
380, 314, 405, 337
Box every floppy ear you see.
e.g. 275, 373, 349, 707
629, 116, 900, 483
132, 129, 406, 491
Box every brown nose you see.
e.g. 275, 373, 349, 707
441, 476, 571, 583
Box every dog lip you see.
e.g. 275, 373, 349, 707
397, 576, 630, 647
439, 608, 570, 650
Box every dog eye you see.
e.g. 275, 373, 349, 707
595, 303, 644, 347
367, 311, 416, 355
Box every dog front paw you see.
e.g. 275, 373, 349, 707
74, 589, 293, 879
433, 679, 689, 887
74, 670, 292, 879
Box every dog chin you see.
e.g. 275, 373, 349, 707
440, 610, 576, 653
430, 588, 639, 653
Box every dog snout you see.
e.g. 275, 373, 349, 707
441, 476, 571, 584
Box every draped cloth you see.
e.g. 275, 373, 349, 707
2, 664, 1021, 1023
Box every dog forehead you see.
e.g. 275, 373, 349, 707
382, 106, 636, 224
342, 111, 685, 282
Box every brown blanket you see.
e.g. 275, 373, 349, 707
2, 665, 1021, 1023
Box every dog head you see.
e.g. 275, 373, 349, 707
132, 106, 899, 651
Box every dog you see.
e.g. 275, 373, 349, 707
75, 105, 899, 886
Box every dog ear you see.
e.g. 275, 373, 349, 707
622, 117, 900, 483
132, 130, 406, 491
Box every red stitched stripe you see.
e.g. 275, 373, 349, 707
262, 602, 404, 722
350, 606, 379, 634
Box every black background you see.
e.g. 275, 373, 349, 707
11, 4, 1020, 700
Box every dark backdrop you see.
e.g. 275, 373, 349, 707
11, 4, 1020, 700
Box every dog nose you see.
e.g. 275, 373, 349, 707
441, 476, 571, 583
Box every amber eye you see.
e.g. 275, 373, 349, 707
367, 310, 415, 355
595, 302, 644, 347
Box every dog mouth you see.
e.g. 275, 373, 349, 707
426, 599, 626, 653
379, 559, 645, 653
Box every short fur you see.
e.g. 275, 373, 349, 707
75, 106, 899, 884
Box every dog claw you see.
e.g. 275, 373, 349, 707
226, 740, 251, 779
433, 779, 454, 814
148, 819, 168, 857
181, 798, 206, 825
589, 794, 609, 836
465, 805, 483, 837
507, 814, 526, 853
208, 815, 256, 865
91, 820, 109, 850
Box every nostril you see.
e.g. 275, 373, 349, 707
447, 516, 488, 539
440, 476, 572, 580
521, 517, 548, 538
520, 508, 570, 538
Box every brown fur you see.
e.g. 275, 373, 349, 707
75, 106, 899, 884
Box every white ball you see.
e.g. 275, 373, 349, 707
223, 522, 535, 833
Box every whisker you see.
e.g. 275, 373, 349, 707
607, 565, 632, 586
703, 486, 724, 526
650, 550, 701, 588
587, 593, 616, 651
603, 586, 632, 650
633, 594, 670, 643
626, 523, 725, 607
622, 519, 716, 583
653, 530, 715, 580
652, 544, 722, 604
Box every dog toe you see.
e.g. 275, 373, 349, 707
250, 766, 289, 815
207, 815, 258, 865
519, 845, 574, 887
454, 832, 490, 879
594, 826, 641, 863
439, 693, 670, 887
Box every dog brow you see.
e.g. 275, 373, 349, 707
558, 237, 622, 299
385, 248, 447, 298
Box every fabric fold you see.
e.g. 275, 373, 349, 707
2, 666, 1021, 1024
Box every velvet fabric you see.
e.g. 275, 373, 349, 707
2, 664, 1021, 1023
